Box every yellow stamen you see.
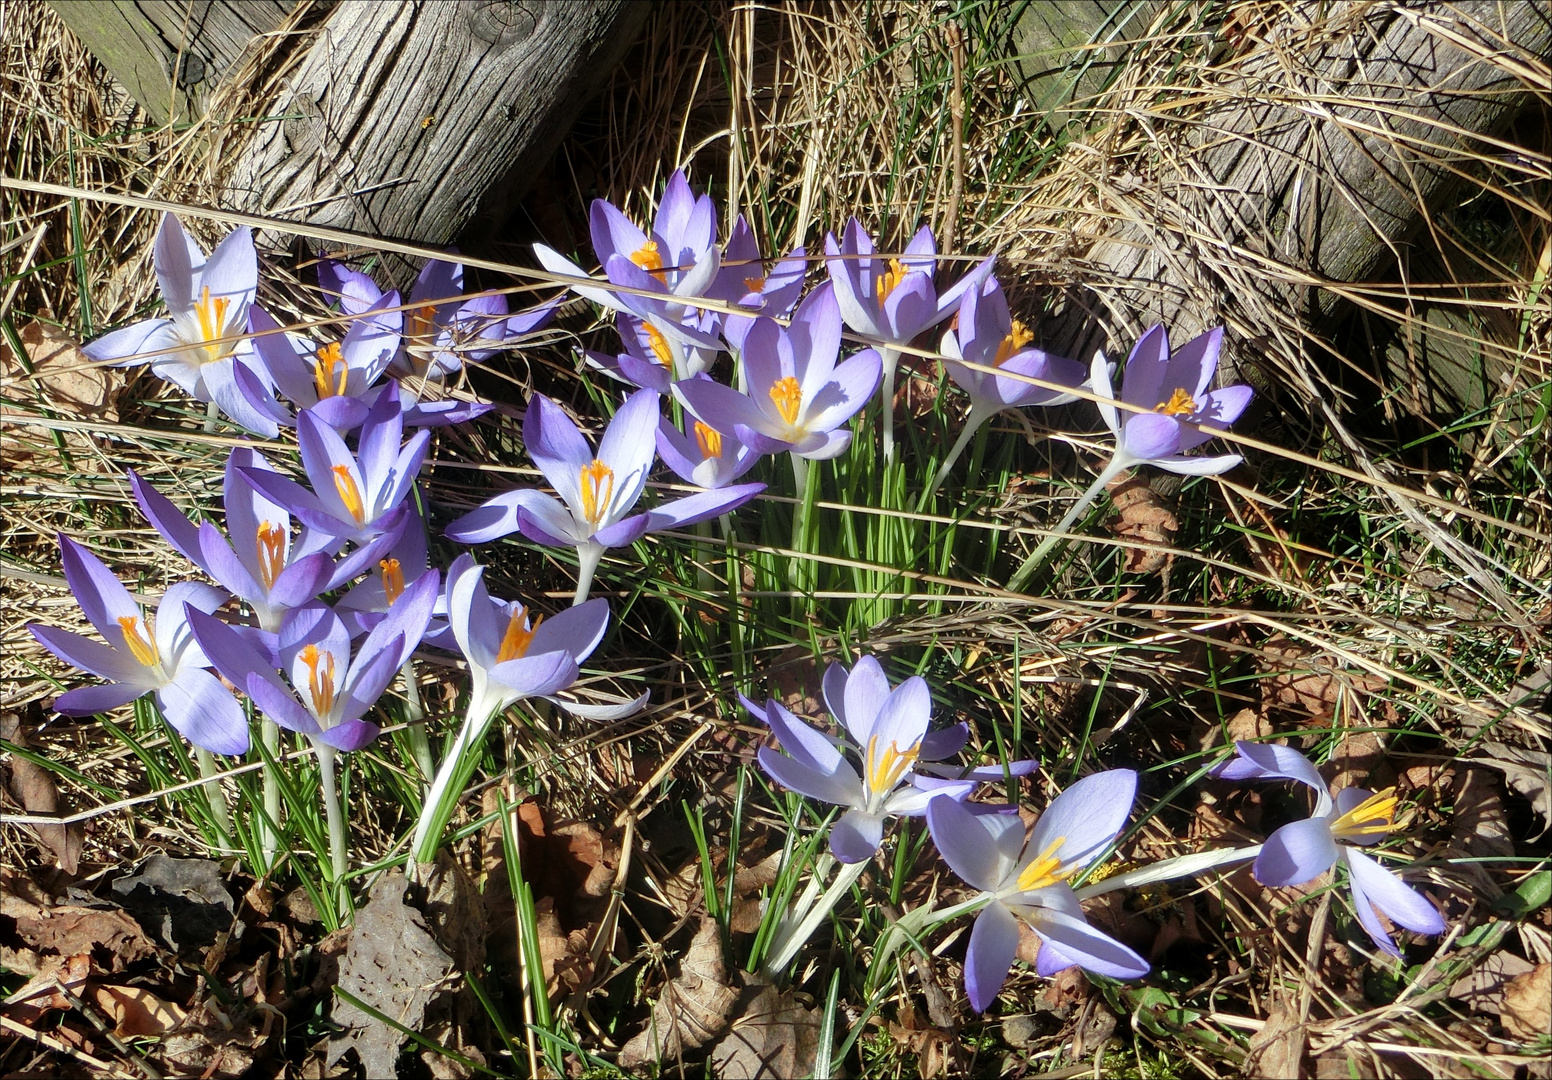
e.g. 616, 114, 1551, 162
643, 322, 674, 368
875, 258, 911, 303
332, 465, 366, 525
631, 240, 665, 280
380, 558, 404, 606
578, 460, 615, 528
256, 522, 286, 591
1016, 836, 1071, 892
313, 341, 348, 399
1154, 388, 1198, 416
1329, 788, 1399, 839
865, 733, 922, 795
194, 285, 231, 346
299, 644, 336, 718
408, 304, 438, 342
116, 615, 160, 668
693, 421, 723, 460
992, 319, 1035, 367
495, 605, 543, 663
743, 275, 766, 294
769, 376, 803, 427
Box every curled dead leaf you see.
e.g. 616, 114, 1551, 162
1258, 636, 1385, 719
1501, 962, 1551, 1041
618, 917, 740, 1069
2, 712, 84, 874
0, 321, 120, 420
92, 984, 187, 1038
1107, 472, 1177, 574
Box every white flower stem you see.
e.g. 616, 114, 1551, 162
411, 700, 501, 866
921, 403, 996, 506
401, 659, 433, 789
194, 747, 233, 843
313, 742, 348, 909
259, 717, 282, 868
764, 857, 870, 974
1005, 453, 1131, 592
879, 347, 901, 463
1072, 844, 1262, 901
788, 452, 814, 595
573, 544, 603, 606
202, 398, 219, 434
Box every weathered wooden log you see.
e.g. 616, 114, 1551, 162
47, 1, 303, 125
48, 1, 648, 257
1024, 1, 1551, 411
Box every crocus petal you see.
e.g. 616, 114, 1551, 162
127, 471, 203, 569
644, 483, 765, 532
154, 581, 227, 664
918, 722, 969, 760
316, 718, 381, 752
871, 675, 932, 757
1118, 323, 1171, 412
31, 625, 144, 685
353, 570, 439, 679
206, 359, 280, 438
446, 488, 568, 545
1148, 452, 1242, 476
1255, 817, 1340, 887
529, 597, 610, 663
157, 668, 249, 755
757, 745, 861, 809
673, 377, 777, 441
516, 504, 583, 548
964, 901, 1021, 1013
1026, 769, 1137, 873
1168, 325, 1222, 401
410, 258, 462, 305
58, 536, 141, 645
533, 243, 620, 311
791, 284, 843, 394
200, 226, 257, 305
1175, 384, 1254, 453
590, 513, 652, 548
1121, 412, 1185, 461
524, 394, 593, 508
54, 682, 145, 716
154, 214, 199, 313
317, 259, 383, 315
936, 256, 996, 319
926, 795, 1004, 893
595, 389, 661, 519
1089, 352, 1121, 437
82, 318, 172, 366
1345, 849, 1445, 937
591, 198, 650, 269
803, 349, 882, 433
340, 638, 406, 723
271, 552, 335, 608
751, 696, 844, 774
839, 655, 893, 745
489, 650, 580, 700
356, 381, 405, 497
830, 809, 886, 863
1032, 908, 1150, 979
1215, 741, 1328, 796
244, 671, 321, 735
548, 690, 650, 721
881, 272, 935, 342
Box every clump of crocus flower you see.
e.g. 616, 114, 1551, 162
1213, 741, 1446, 956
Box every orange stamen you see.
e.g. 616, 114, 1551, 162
865, 733, 922, 794
578, 460, 615, 528
1016, 836, 1071, 892
380, 558, 404, 606
631, 240, 666, 280
693, 421, 723, 460
743, 275, 766, 294
1330, 788, 1399, 839
769, 376, 803, 427
256, 522, 286, 591
875, 258, 911, 303
332, 465, 366, 525
643, 322, 674, 368
116, 615, 160, 668
313, 341, 348, 399
992, 319, 1035, 367
299, 644, 336, 718
495, 605, 542, 663
1154, 388, 1198, 416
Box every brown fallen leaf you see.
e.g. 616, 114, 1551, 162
618, 917, 741, 1069
1243, 1000, 1307, 1079
534, 897, 594, 998
1449, 952, 1536, 1016
1464, 742, 1551, 839
1108, 472, 1177, 574
709, 981, 822, 1080
1, 712, 84, 874
9, 902, 157, 972
1450, 767, 1515, 861
0, 321, 120, 420
2, 951, 91, 1026
93, 984, 188, 1038
1501, 963, 1551, 1041
1259, 636, 1385, 719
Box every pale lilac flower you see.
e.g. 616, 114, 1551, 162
534, 170, 725, 353
1090, 324, 1253, 476
29, 536, 247, 756
927, 772, 1150, 1012
130, 450, 402, 638
713, 216, 807, 352
445, 554, 646, 721
336, 498, 454, 650
82, 213, 274, 435
583, 310, 720, 393
746, 655, 1027, 863
824, 220, 990, 348
445, 390, 763, 598
944, 279, 1086, 415
241, 382, 428, 546
673, 284, 881, 461
655, 391, 761, 489
1213, 742, 1446, 956
186, 572, 438, 752
246, 297, 402, 433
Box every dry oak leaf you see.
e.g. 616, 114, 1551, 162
9, 903, 157, 972
92, 984, 188, 1038
0, 321, 120, 419
2, 951, 91, 1026
1107, 473, 1178, 574
618, 917, 740, 1069
2, 712, 85, 874
709, 981, 822, 1080
1464, 741, 1551, 838
1501, 963, 1551, 1041
1258, 636, 1384, 718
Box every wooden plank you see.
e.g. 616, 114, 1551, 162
218, 0, 650, 250
47, 0, 299, 124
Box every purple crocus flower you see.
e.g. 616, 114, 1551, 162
130, 450, 402, 639
318, 256, 557, 379
745, 655, 1026, 863
713, 216, 807, 352
927, 772, 1150, 1012
29, 536, 247, 756
241, 381, 428, 546
1213, 741, 1446, 956
1091, 324, 1253, 476
245, 297, 403, 433
337, 497, 454, 650
534, 170, 725, 354
583, 310, 721, 393
655, 393, 761, 489
186, 571, 438, 752
445, 390, 764, 600
82, 213, 274, 436
673, 284, 882, 462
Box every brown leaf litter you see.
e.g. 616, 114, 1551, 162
2, 711, 84, 874
618, 917, 741, 1069
1107, 472, 1178, 574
